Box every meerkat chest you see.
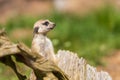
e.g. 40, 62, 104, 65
44, 37, 53, 51
32, 35, 54, 58
32, 35, 45, 54
32, 36, 52, 51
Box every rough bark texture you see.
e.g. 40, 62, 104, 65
0, 29, 112, 80
56, 50, 112, 80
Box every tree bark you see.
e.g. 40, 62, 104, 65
0, 29, 112, 80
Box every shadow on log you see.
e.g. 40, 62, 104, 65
0, 29, 112, 80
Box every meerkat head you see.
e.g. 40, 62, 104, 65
33, 19, 56, 35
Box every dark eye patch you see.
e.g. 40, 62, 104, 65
33, 27, 39, 34
42, 21, 49, 26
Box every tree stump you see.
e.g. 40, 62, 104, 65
0, 29, 112, 80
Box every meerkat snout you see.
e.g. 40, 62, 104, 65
33, 20, 56, 35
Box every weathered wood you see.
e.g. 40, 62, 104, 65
56, 50, 112, 80
0, 29, 112, 80
0, 29, 69, 80
0, 56, 27, 80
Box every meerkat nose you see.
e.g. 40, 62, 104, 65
53, 23, 56, 27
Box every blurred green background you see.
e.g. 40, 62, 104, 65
0, 0, 120, 80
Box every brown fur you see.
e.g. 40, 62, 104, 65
31, 20, 56, 63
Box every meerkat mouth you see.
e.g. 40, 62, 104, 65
49, 27, 54, 29
48, 26, 55, 30
49, 24, 56, 30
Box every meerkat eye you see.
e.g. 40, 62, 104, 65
42, 21, 49, 26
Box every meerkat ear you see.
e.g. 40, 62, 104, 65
33, 26, 39, 34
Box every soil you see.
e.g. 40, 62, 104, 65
97, 51, 120, 80
0, 0, 52, 23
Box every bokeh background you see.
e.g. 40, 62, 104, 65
0, 0, 120, 80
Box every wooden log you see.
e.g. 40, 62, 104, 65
0, 29, 69, 80
56, 50, 112, 80
0, 29, 112, 80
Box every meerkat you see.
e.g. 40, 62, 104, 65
31, 19, 56, 63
